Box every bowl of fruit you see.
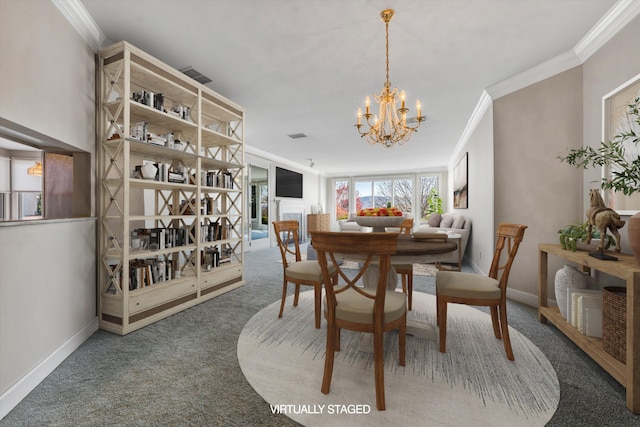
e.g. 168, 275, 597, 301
355, 206, 404, 232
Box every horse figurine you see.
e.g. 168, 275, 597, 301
586, 189, 625, 253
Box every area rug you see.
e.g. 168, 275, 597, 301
238, 291, 559, 426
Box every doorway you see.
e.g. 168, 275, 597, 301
246, 163, 270, 250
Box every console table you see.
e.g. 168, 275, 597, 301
538, 243, 640, 413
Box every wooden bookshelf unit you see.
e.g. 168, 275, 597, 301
97, 42, 245, 335
538, 243, 640, 413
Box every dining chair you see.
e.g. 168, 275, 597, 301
436, 223, 527, 361
392, 218, 415, 309
273, 220, 337, 328
311, 231, 406, 411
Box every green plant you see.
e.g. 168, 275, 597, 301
426, 187, 443, 215
557, 97, 640, 195
558, 221, 615, 251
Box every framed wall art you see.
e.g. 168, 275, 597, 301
602, 73, 640, 214
453, 152, 468, 209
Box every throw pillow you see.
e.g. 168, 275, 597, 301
427, 213, 442, 227
452, 215, 466, 229
440, 214, 454, 228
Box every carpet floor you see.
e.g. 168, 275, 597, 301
238, 291, 559, 426
0, 243, 636, 426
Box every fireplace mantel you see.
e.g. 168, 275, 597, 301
277, 199, 306, 242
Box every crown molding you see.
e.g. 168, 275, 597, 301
449, 90, 492, 168
485, 50, 582, 100
51, 0, 105, 51
574, 0, 640, 62
455, 0, 640, 160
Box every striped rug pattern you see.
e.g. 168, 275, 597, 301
238, 291, 559, 426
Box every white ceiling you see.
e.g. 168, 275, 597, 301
76, 0, 621, 176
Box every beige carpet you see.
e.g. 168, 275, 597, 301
238, 291, 559, 426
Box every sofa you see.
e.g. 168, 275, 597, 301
338, 213, 373, 232
414, 212, 471, 265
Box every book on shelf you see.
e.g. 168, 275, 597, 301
132, 226, 193, 250
127, 257, 180, 290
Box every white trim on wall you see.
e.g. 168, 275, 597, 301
455, 0, 640, 167
51, 0, 105, 51
574, 0, 640, 62
0, 319, 98, 419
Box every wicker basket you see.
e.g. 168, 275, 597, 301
602, 286, 627, 364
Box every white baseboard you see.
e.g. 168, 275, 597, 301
0, 317, 99, 420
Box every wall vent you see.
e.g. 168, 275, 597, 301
287, 133, 307, 139
179, 66, 212, 85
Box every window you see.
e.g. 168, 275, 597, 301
334, 179, 349, 220
356, 178, 412, 215
333, 173, 444, 223
419, 175, 441, 220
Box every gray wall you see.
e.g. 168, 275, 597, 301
493, 66, 584, 301
458, 15, 640, 305
583, 14, 640, 213
451, 106, 495, 275
0, 0, 97, 416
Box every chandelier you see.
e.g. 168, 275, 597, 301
355, 9, 425, 147
27, 161, 42, 176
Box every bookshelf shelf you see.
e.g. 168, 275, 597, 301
97, 41, 245, 335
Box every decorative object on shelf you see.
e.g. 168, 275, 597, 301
554, 265, 593, 319
585, 189, 624, 258
557, 94, 639, 264
354, 9, 425, 147
602, 286, 627, 364
354, 215, 404, 232
558, 221, 615, 251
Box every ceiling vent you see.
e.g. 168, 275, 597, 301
179, 66, 212, 85
287, 133, 307, 139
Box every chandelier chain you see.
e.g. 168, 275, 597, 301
385, 18, 390, 88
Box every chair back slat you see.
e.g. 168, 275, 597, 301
398, 218, 413, 235
311, 231, 398, 313
273, 220, 302, 268
488, 223, 527, 292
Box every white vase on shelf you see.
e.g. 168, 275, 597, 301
554, 265, 592, 319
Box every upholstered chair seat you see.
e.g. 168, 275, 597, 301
436, 271, 502, 300
286, 260, 335, 282
324, 288, 406, 324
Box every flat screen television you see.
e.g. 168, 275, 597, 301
275, 166, 303, 198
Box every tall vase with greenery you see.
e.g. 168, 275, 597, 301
558, 96, 640, 263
